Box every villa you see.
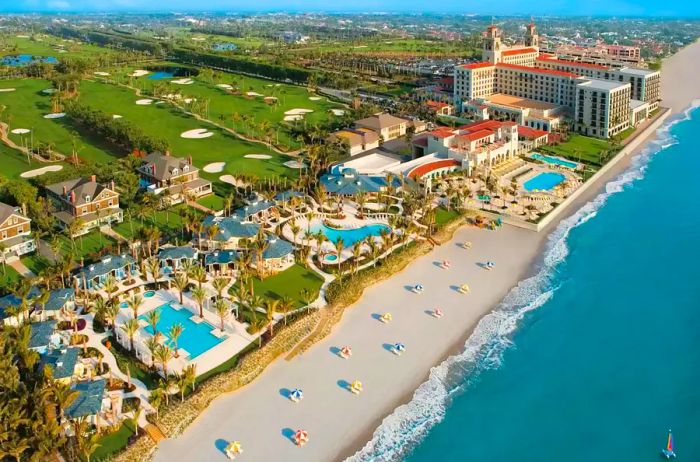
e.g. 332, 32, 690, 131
0, 286, 40, 326
329, 128, 380, 156
41, 288, 76, 320
425, 100, 454, 116
320, 168, 400, 196
45, 176, 123, 236
253, 235, 295, 274
64, 379, 111, 426
0, 202, 35, 262
201, 215, 260, 250
40, 347, 81, 384
157, 246, 198, 274
137, 151, 212, 204
517, 126, 550, 152
29, 320, 59, 354
354, 113, 412, 142
232, 193, 277, 223
73, 254, 136, 290
204, 249, 239, 276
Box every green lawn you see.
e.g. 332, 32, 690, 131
0, 265, 22, 294
196, 194, 225, 211
0, 78, 121, 165
113, 205, 200, 240
57, 231, 118, 263
77, 79, 296, 183
89, 421, 135, 462
434, 206, 461, 227
21, 253, 51, 275
542, 134, 613, 166
0, 142, 40, 180
1, 34, 120, 61
237, 263, 324, 309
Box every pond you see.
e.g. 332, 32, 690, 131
1, 54, 58, 67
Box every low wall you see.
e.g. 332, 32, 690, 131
489, 107, 671, 232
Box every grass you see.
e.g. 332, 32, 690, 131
0, 78, 120, 165
237, 263, 324, 309
57, 231, 118, 263
0, 265, 22, 294
196, 194, 225, 211
76, 79, 296, 183
0, 142, 39, 180
434, 206, 461, 227
112, 205, 200, 240
89, 421, 136, 462
541, 134, 613, 166
1, 34, 120, 61
21, 253, 51, 275
104, 336, 160, 390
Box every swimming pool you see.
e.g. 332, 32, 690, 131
531, 153, 578, 169
523, 172, 566, 191
144, 290, 155, 298
1, 54, 58, 66
139, 303, 224, 359
311, 223, 390, 248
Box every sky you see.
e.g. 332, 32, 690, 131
4, 0, 697, 17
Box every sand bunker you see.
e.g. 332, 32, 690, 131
192, 37, 206, 41
284, 160, 305, 169
309, 96, 322, 101
129, 70, 149, 77
171, 78, 194, 85
184, 98, 196, 104
94, 71, 110, 76
135, 99, 153, 105
181, 129, 214, 139
284, 115, 304, 122
0, 88, 16, 93
246, 91, 263, 97
284, 108, 314, 115
10, 128, 30, 134
219, 175, 236, 185
216, 84, 233, 89
20, 165, 63, 178
16, 35, 30, 38
112, 115, 122, 119
203, 162, 226, 173
244, 154, 272, 160
331, 109, 346, 116
44, 113, 66, 119
42, 88, 57, 94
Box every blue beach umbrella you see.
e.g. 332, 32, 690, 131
290, 388, 303, 401
394, 343, 406, 353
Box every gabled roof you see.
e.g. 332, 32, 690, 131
204, 249, 239, 265
45, 288, 75, 312
0, 286, 41, 319
45, 178, 117, 206
29, 320, 56, 349
502, 47, 538, 57
203, 216, 260, 240
65, 379, 106, 419
274, 190, 304, 202
262, 236, 294, 260
139, 152, 197, 181
518, 125, 550, 139
355, 113, 408, 131
0, 202, 29, 227
41, 347, 79, 380
458, 129, 493, 142
76, 254, 135, 281
157, 246, 197, 261
232, 200, 275, 221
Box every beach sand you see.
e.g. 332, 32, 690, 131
154, 40, 700, 462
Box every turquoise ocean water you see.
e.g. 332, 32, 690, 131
348, 104, 700, 462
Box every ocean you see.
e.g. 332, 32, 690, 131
348, 104, 700, 462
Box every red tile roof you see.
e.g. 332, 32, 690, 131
407, 159, 460, 179
426, 100, 449, 109
536, 56, 608, 70
430, 127, 457, 138
502, 47, 538, 57
457, 119, 505, 132
460, 62, 494, 70
412, 137, 429, 147
458, 129, 493, 142
517, 125, 549, 139
496, 63, 579, 79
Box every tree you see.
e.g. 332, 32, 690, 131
120, 318, 139, 351
127, 294, 143, 319
211, 277, 228, 299
276, 296, 295, 326
262, 298, 279, 336
168, 323, 184, 358
153, 344, 174, 377
145, 309, 160, 338
191, 286, 207, 318
173, 273, 189, 304
213, 298, 229, 332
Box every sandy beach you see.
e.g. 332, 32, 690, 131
154, 40, 700, 462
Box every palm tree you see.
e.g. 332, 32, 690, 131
299, 288, 315, 313
276, 296, 295, 326
176, 371, 190, 402
213, 298, 229, 332
168, 323, 184, 358
120, 318, 139, 351
351, 242, 363, 274
147, 257, 161, 284
153, 344, 174, 377
144, 337, 160, 369
173, 273, 189, 304
103, 276, 118, 302
145, 309, 160, 338
211, 277, 228, 298
191, 286, 206, 318
190, 265, 207, 289
262, 298, 279, 336
127, 294, 143, 319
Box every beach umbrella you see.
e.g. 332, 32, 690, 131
290, 388, 304, 402
225, 441, 243, 457
293, 429, 309, 446
463, 241, 472, 249
340, 346, 352, 358
434, 308, 443, 318
459, 284, 470, 294
350, 380, 363, 394
442, 260, 450, 268
380, 312, 392, 323
393, 343, 406, 355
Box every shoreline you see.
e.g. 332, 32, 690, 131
153, 40, 700, 462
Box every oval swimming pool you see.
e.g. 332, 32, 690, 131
523, 172, 566, 191
312, 223, 390, 248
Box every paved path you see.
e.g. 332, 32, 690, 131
9, 259, 34, 278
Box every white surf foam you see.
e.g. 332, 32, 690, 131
345, 102, 700, 462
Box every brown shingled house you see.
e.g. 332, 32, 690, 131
137, 152, 212, 204
0, 202, 35, 262
45, 176, 123, 236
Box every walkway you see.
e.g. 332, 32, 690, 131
9, 259, 34, 278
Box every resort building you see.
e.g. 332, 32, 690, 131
64, 379, 111, 426
201, 215, 260, 250
73, 254, 136, 290
0, 202, 35, 262
424, 100, 454, 116
137, 151, 212, 204
329, 128, 380, 156
354, 113, 411, 142
204, 249, 238, 276
40, 347, 80, 384
320, 168, 399, 196
41, 288, 76, 320
575, 79, 632, 138
45, 176, 123, 236
29, 320, 59, 354
157, 246, 198, 275
517, 126, 550, 151
0, 287, 40, 326
253, 235, 295, 274
0, 288, 75, 325
453, 23, 661, 139
549, 43, 644, 67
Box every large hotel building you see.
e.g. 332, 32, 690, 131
454, 24, 660, 138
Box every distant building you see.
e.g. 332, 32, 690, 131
40, 347, 80, 384
253, 235, 295, 274
424, 100, 454, 116
45, 176, 122, 236
329, 128, 380, 156
73, 254, 136, 290
64, 379, 109, 425
354, 113, 411, 142
137, 151, 212, 204
157, 246, 198, 275
0, 202, 35, 262
201, 215, 260, 250
320, 168, 400, 196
